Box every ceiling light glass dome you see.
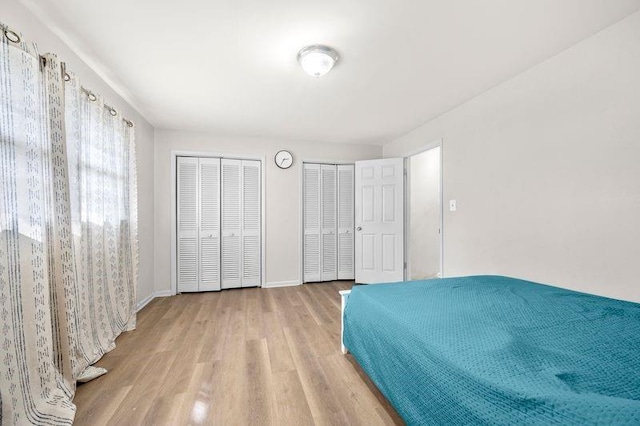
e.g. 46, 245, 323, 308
297, 45, 339, 78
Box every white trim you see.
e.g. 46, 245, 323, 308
399, 139, 444, 279
170, 150, 264, 161
400, 139, 443, 158
170, 150, 266, 295
404, 158, 410, 281
261, 157, 266, 288
439, 143, 444, 277
299, 163, 304, 284
153, 128, 159, 303
263, 280, 301, 288
301, 157, 357, 165
170, 152, 177, 295
339, 289, 351, 354
136, 293, 154, 312
135, 290, 173, 312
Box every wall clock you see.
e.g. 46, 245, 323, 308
275, 150, 293, 169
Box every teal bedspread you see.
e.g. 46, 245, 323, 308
343, 275, 640, 425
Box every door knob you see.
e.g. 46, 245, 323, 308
356, 227, 362, 231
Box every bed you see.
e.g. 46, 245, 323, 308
340, 275, 640, 425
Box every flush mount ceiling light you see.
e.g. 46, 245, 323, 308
297, 45, 339, 78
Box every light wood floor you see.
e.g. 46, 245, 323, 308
74, 281, 404, 425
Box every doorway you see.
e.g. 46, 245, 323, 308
406, 145, 442, 280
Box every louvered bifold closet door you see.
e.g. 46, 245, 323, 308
221, 159, 242, 289
199, 158, 221, 291
303, 164, 321, 282
321, 164, 338, 281
177, 157, 199, 292
241, 160, 261, 287
337, 164, 355, 279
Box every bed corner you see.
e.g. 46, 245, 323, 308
339, 289, 351, 354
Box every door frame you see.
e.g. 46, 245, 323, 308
170, 150, 266, 295
401, 138, 444, 280
299, 158, 355, 285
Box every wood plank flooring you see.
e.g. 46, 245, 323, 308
73, 282, 404, 425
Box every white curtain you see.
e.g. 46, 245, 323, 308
65, 72, 138, 379
0, 22, 138, 425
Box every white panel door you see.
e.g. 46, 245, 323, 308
355, 158, 404, 284
337, 164, 354, 280
321, 165, 338, 281
242, 160, 261, 287
303, 164, 321, 282
221, 159, 242, 289
199, 158, 221, 291
177, 157, 199, 292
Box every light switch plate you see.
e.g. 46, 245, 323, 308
449, 200, 457, 212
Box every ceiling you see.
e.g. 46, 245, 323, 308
24, 0, 640, 145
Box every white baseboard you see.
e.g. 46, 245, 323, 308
263, 280, 301, 288
136, 282, 303, 311
135, 293, 154, 312
136, 290, 173, 312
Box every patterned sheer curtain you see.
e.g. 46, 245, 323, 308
0, 22, 138, 425
65, 72, 138, 377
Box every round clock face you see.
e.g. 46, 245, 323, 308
275, 150, 293, 169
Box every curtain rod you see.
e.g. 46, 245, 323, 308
2, 34, 136, 129
78, 86, 135, 127
57, 59, 135, 128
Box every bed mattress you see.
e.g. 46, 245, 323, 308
343, 275, 640, 425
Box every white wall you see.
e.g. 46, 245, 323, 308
384, 11, 640, 302
155, 130, 381, 291
3, 1, 156, 304
409, 147, 440, 279
8, 0, 638, 304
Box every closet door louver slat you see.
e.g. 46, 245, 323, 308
337, 164, 355, 280
303, 164, 321, 282
199, 158, 221, 291
177, 157, 199, 292
221, 159, 243, 289
242, 160, 261, 287
321, 164, 338, 281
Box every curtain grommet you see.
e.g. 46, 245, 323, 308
109, 108, 117, 117
4, 29, 20, 44
88, 93, 97, 102
64, 73, 71, 82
